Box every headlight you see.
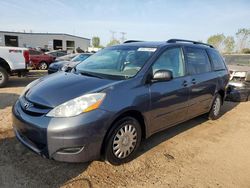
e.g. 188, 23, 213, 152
61, 65, 68, 71
46, 93, 106, 117
20, 79, 40, 97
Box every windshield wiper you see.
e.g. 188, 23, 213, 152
80, 71, 104, 79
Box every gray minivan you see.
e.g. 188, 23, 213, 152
12, 39, 229, 165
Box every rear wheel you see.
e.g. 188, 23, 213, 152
38, 62, 48, 70
208, 94, 222, 120
104, 116, 142, 165
0, 67, 9, 88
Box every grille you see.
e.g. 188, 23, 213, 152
19, 96, 52, 116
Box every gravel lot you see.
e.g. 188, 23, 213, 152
0, 71, 250, 188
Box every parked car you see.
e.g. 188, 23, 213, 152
54, 53, 79, 62
45, 50, 67, 58
226, 64, 250, 102
13, 39, 229, 165
0, 46, 29, 87
48, 53, 93, 74
29, 49, 56, 70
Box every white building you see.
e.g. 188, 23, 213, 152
0, 31, 90, 51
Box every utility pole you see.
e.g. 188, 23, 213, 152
120, 32, 127, 43
110, 30, 117, 40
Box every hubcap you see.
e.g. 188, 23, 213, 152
40, 63, 47, 70
213, 97, 221, 116
113, 124, 137, 159
0, 72, 3, 81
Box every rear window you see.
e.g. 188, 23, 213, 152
185, 47, 211, 75
208, 50, 226, 71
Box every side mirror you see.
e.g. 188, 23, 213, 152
246, 72, 250, 82
61, 65, 72, 72
152, 70, 173, 82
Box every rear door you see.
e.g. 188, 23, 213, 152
184, 47, 217, 118
149, 47, 190, 133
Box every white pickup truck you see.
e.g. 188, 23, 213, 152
0, 46, 29, 87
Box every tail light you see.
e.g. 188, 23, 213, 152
23, 50, 30, 64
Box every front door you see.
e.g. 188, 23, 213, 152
149, 47, 190, 133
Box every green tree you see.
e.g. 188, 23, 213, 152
107, 39, 120, 46
236, 28, 250, 52
92, 36, 100, 48
224, 36, 235, 54
207, 34, 226, 52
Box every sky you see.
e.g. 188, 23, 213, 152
0, 0, 250, 45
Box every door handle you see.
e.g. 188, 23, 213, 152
182, 80, 188, 87
192, 78, 196, 84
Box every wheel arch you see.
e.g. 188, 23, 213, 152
0, 58, 11, 74
217, 89, 225, 104
100, 109, 148, 155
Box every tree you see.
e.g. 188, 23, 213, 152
242, 48, 250, 54
107, 39, 120, 46
92, 36, 100, 48
236, 28, 250, 52
207, 34, 225, 52
224, 36, 235, 54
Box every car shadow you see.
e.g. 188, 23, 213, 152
0, 93, 20, 109
0, 136, 92, 188
137, 101, 239, 157
3, 70, 47, 88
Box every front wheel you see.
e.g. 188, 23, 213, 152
104, 117, 142, 165
208, 94, 222, 120
0, 67, 9, 88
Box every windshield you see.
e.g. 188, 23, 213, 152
72, 54, 91, 62
75, 47, 157, 79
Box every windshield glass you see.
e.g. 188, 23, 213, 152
75, 46, 157, 79
72, 54, 91, 62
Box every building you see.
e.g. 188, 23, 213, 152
0, 31, 90, 51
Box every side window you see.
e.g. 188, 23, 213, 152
29, 50, 41, 55
152, 47, 185, 78
185, 47, 211, 75
208, 50, 226, 71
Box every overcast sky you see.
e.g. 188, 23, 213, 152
0, 0, 250, 45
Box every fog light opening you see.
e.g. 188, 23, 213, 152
57, 146, 85, 155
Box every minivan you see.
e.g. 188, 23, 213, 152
12, 39, 229, 165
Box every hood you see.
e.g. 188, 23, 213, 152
25, 72, 117, 107
228, 65, 250, 72
67, 61, 80, 68
50, 61, 69, 68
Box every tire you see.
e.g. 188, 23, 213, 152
38, 62, 48, 70
248, 94, 250, 101
208, 94, 222, 120
104, 116, 142, 165
0, 67, 9, 88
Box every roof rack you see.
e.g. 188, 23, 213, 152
123, 40, 143, 43
167, 39, 214, 48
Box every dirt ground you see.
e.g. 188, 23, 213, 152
1, 71, 250, 188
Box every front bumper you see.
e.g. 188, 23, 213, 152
12, 100, 113, 162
